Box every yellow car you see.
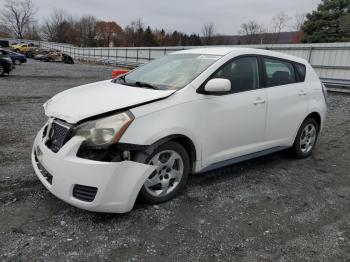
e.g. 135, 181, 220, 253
11, 43, 30, 54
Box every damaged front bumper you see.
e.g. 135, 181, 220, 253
31, 127, 156, 213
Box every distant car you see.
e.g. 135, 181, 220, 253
0, 51, 14, 76
34, 50, 51, 60
39, 50, 74, 64
11, 43, 30, 54
26, 46, 43, 58
0, 40, 10, 48
112, 69, 129, 78
2, 50, 27, 65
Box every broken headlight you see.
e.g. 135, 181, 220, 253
74, 111, 134, 146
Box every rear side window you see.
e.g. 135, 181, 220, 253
264, 58, 296, 87
213, 57, 259, 93
295, 63, 306, 82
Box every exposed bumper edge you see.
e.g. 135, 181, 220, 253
31, 129, 156, 213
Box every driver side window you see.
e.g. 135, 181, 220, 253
213, 57, 259, 93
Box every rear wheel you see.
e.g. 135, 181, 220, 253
14, 59, 21, 65
292, 118, 319, 159
138, 142, 190, 204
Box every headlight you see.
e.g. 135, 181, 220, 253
74, 111, 134, 146
4, 57, 12, 63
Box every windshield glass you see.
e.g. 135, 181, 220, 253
115, 53, 221, 90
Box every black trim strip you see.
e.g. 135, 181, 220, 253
199, 146, 289, 173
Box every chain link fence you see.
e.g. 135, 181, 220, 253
5, 39, 350, 91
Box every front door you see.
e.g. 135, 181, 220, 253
198, 56, 267, 168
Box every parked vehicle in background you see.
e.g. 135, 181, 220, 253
0, 40, 10, 48
0, 51, 14, 76
112, 69, 129, 78
32, 48, 327, 213
36, 50, 74, 64
1, 49, 27, 65
34, 50, 51, 60
27, 47, 48, 58
11, 43, 30, 54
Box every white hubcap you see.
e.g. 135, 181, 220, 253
300, 124, 317, 153
145, 150, 184, 197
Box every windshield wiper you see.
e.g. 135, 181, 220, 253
112, 77, 158, 90
135, 81, 158, 90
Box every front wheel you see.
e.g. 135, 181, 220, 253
138, 141, 190, 204
14, 59, 21, 65
292, 118, 319, 159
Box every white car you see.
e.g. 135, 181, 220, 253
32, 48, 327, 213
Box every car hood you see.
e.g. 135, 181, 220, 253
44, 80, 176, 123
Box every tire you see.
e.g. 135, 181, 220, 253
0, 64, 4, 76
138, 141, 190, 204
14, 59, 21, 65
292, 118, 319, 159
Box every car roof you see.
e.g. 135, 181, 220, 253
173, 47, 307, 65
174, 47, 245, 56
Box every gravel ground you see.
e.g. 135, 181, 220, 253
0, 60, 349, 262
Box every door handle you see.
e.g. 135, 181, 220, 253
298, 90, 307, 96
253, 97, 266, 105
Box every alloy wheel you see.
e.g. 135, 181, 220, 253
145, 150, 184, 197
300, 123, 317, 153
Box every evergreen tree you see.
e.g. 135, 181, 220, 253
144, 26, 158, 46
302, 0, 350, 43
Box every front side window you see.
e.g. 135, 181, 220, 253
264, 58, 296, 87
116, 54, 222, 90
212, 57, 259, 93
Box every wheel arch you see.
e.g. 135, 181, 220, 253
306, 112, 321, 129
291, 111, 323, 146
140, 134, 197, 173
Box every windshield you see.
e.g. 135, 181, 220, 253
115, 53, 221, 90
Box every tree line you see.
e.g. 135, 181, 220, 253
0, 0, 349, 47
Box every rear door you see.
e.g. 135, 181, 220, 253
262, 57, 308, 147
198, 56, 268, 167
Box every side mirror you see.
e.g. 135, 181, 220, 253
203, 78, 231, 94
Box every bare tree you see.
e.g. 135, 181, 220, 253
41, 8, 67, 41
293, 13, 306, 31
202, 22, 215, 45
0, 0, 37, 38
41, 9, 78, 44
239, 20, 266, 44
271, 12, 291, 43
78, 15, 97, 47
124, 18, 144, 46
0, 25, 12, 38
24, 22, 40, 40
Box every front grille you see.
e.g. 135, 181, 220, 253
46, 119, 72, 152
73, 185, 98, 202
